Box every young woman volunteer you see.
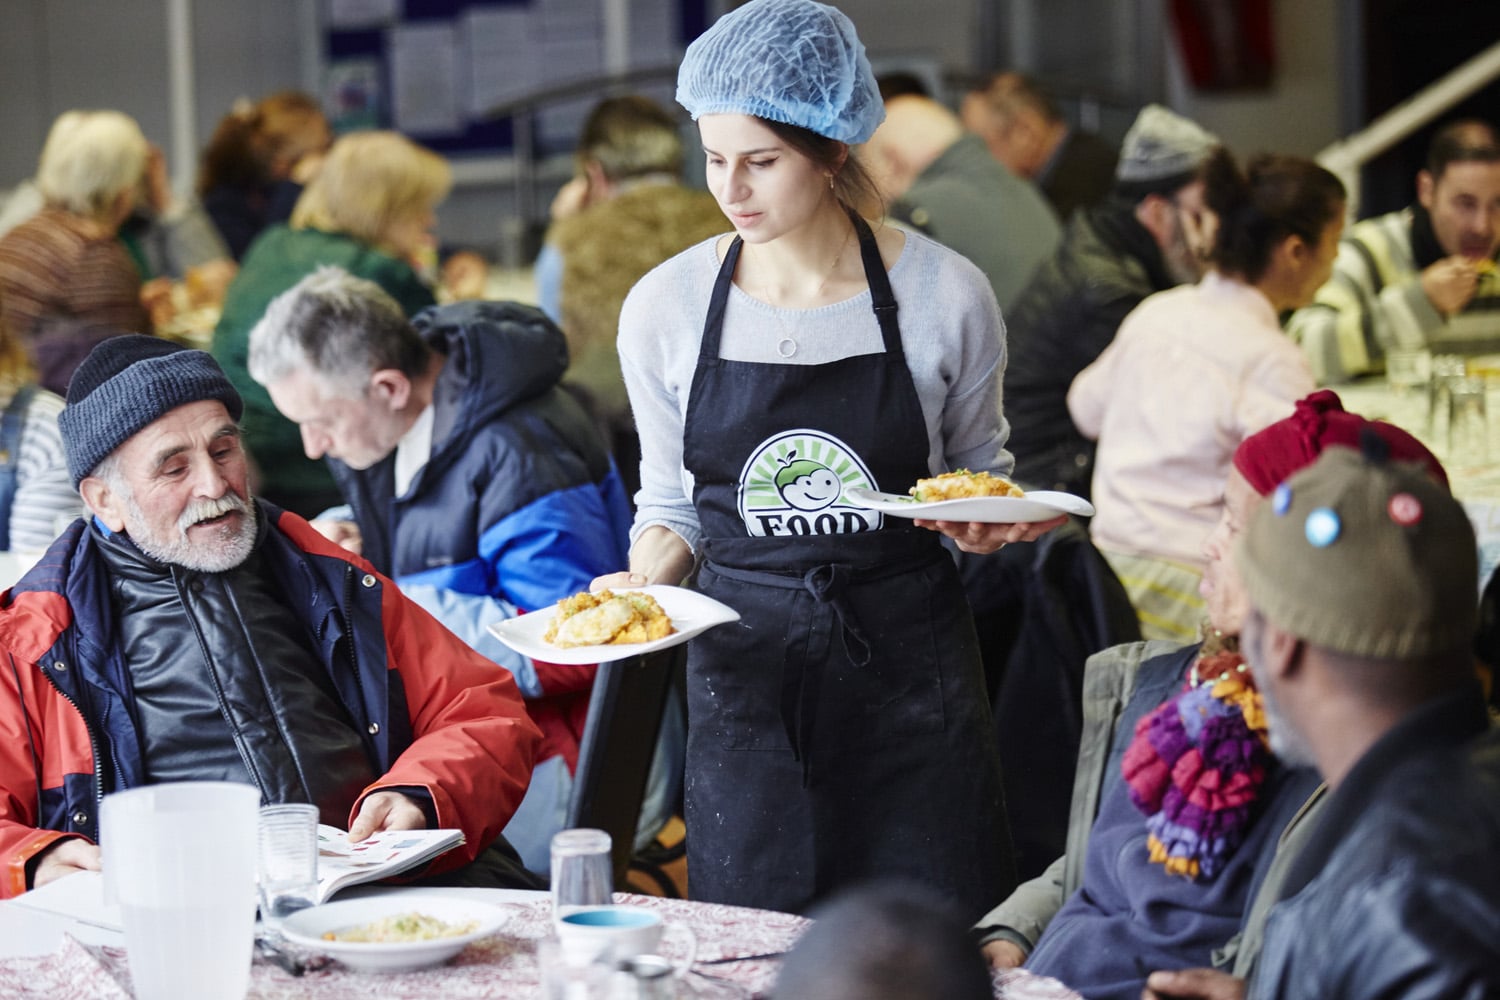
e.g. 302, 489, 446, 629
597, 0, 1062, 917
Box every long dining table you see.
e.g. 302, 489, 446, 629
0, 876, 1082, 999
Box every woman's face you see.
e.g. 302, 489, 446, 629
1200, 467, 1260, 636
1289, 210, 1345, 309
384, 205, 437, 263
698, 114, 831, 245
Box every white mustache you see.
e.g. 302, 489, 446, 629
177, 493, 249, 532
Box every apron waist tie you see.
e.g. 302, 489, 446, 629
708, 553, 941, 787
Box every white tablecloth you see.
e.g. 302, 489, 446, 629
0, 885, 1079, 999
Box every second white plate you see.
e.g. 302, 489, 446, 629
279, 895, 512, 973
843, 486, 1095, 522
486, 585, 741, 665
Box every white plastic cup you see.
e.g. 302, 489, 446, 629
101, 781, 260, 1000
256, 803, 319, 929
550, 828, 613, 918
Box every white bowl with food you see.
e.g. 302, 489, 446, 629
278, 895, 512, 973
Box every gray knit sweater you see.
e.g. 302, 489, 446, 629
618, 228, 1014, 551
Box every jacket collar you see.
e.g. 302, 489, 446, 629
1275, 680, 1489, 902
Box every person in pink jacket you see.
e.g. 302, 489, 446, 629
1069, 149, 1344, 643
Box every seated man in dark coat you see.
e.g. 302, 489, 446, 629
1146, 440, 1500, 1000
0, 336, 542, 896
1002, 105, 1218, 498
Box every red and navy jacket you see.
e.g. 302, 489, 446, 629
0, 507, 542, 897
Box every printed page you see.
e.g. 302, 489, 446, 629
316, 825, 465, 902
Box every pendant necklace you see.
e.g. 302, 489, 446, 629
757, 224, 854, 360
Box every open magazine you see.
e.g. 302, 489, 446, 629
315, 824, 465, 903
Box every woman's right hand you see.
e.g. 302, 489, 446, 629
592, 526, 694, 592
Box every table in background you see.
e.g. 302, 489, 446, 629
1334, 375, 1500, 586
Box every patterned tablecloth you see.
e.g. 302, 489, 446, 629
0, 891, 1081, 999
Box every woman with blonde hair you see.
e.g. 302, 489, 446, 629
212, 130, 450, 516
0, 110, 152, 393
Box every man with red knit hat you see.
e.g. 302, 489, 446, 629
973, 391, 1449, 1000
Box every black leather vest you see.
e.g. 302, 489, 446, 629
98, 516, 379, 825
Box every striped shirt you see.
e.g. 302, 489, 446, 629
0, 207, 150, 350
0, 386, 82, 552
1287, 208, 1500, 382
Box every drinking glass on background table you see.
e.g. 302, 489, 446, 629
1384, 348, 1433, 426
100, 781, 260, 1000
552, 828, 613, 918
1428, 353, 1468, 438
257, 803, 319, 930
1448, 376, 1490, 466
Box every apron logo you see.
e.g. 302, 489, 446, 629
738, 430, 883, 536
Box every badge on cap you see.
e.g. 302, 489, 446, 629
1304, 507, 1341, 547
1272, 483, 1292, 516
1387, 492, 1423, 527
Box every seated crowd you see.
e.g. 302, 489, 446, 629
0, 2, 1497, 996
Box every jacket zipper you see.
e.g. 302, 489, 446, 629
37, 653, 107, 832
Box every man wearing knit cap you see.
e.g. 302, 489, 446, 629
1145, 443, 1500, 999
0, 334, 543, 897
1002, 104, 1220, 498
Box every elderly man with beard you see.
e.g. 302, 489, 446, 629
1143, 434, 1500, 999
973, 391, 1450, 1000
0, 335, 542, 897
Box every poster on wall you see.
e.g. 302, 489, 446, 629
320, 0, 704, 154
325, 58, 382, 132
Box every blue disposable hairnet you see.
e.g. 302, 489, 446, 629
676, 0, 885, 145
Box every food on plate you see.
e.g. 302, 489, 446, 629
909, 469, 1025, 502
322, 911, 479, 943
544, 589, 676, 648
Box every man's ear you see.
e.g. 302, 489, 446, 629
1261, 617, 1304, 683
368, 370, 412, 411
1416, 169, 1436, 212
79, 476, 126, 532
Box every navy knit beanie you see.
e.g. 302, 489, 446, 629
59, 334, 244, 488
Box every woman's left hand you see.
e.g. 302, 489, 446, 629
913, 514, 1068, 554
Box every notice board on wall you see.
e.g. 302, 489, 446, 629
321, 0, 711, 154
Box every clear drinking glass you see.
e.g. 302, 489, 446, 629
1428, 354, 1468, 439
1447, 376, 1490, 466
551, 828, 613, 918
257, 804, 319, 930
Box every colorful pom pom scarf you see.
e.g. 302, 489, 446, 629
1120, 641, 1270, 880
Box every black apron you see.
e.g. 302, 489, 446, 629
681, 214, 1015, 918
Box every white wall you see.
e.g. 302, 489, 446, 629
1164, 0, 1343, 158
0, 0, 1351, 259
0, 0, 304, 192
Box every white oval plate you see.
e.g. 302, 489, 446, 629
487, 585, 741, 665
842, 486, 1095, 523
279, 895, 512, 973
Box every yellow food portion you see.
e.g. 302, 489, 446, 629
910, 469, 1025, 502
1475, 258, 1496, 276
322, 912, 479, 943
543, 590, 675, 648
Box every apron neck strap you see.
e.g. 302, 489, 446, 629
697, 207, 902, 366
